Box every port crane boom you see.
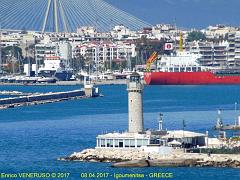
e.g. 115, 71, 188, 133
146, 51, 158, 72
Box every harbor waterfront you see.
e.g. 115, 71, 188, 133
60, 74, 240, 169
0, 85, 240, 179
1, 0, 240, 179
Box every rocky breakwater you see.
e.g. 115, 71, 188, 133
59, 148, 240, 168
59, 148, 147, 162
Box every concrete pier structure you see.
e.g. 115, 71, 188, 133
0, 87, 100, 109
0, 90, 85, 107
84, 76, 99, 97
127, 72, 144, 133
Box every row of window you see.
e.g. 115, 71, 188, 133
160, 67, 202, 72
97, 138, 149, 148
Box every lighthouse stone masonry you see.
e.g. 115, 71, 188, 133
127, 72, 144, 133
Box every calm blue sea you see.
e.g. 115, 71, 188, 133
0, 85, 240, 180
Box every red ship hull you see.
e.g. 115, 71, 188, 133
144, 72, 240, 85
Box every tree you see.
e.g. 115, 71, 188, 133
186, 31, 206, 42
1, 46, 24, 74
71, 54, 86, 73
25, 44, 35, 52
2, 46, 23, 59
1, 46, 23, 67
134, 37, 165, 65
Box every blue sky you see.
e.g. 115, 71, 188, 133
106, 0, 240, 29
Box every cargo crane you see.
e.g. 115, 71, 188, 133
145, 32, 182, 72
146, 51, 158, 72
179, 32, 183, 52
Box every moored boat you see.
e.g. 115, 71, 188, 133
144, 50, 240, 85
145, 71, 240, 85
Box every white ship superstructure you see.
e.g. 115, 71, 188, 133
36, 42, 73, 80
157, 51, 203, 72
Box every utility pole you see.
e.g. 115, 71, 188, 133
158, 113, 163, 131
182, 119, 186, 150
18, 52, 21, 74
35, 45, 38, 77
12, 45, 15, 74
26, 40, 30, 76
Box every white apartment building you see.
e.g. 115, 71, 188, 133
228, 31, 240, 67
204, 25, 236, 39
35, 41, 72, 73
0, 32, 21, 47
197, 41, 229, 67
110, 25, 137, 40
77, 26, 96, 37
73, 41, 136, 71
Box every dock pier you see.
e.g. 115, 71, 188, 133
0, 87, 99, 110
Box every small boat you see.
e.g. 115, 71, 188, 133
37, 77, 57, 83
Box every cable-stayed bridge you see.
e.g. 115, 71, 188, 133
0, 0, 151, 32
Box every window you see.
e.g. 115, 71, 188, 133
130, 140, 135, 148
110, 139, 113, 147
115, 139, 119, 147
130, 76, 140, 83
105, 139, 114, 147
106, 139, 110, 147
118, 139, 124, 147
100, 139, 105, 147
125, 139, 130, 148
174, 68, 179, 72
186, 67, 191, 72
142, 140, 149, 146
137, 139, 142, 147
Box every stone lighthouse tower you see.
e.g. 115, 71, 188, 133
127, 72, 144, 133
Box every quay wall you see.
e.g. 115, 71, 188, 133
0, 90, 85, 106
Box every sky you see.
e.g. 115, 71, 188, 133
105, 0, 240, 29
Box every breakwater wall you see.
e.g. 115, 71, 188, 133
59, 148, 240, 168
0, 90, 86, 109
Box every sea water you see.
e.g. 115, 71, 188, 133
0, 85, 239, 180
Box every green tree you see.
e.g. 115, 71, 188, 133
1, 46, 24, 74
25, 44, 35, 53
187, 31, 206, 42
2, 46, 23, 59
71, 54, 86, 73
134, 37, 165, 65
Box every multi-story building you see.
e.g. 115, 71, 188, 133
204, 25, 236, 39
228, 32, 236, 67
225, 31, 240, 67
192, 42, 228, 68
234, 32, 240, 67
34, 41, 72, 74
73, 41, 136, 71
